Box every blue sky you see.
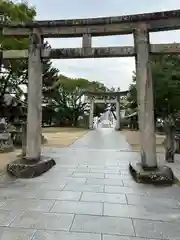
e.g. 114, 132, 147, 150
20, 0, 180, 90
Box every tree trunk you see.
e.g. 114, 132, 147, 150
73, 116, 78, 127
49, 116, 52, 126
175, 136, 180, 153
164, 117, 175, 163
21, 123, 26, 157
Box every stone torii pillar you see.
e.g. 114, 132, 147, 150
133, 24, 157, 169
115, 95, 121, 130
129, 24, 173, 184
26, 29, 42, 160
89, 97, 94, 129
7, 29, 56, 178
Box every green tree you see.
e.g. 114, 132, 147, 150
48, 76, 109, 126
127, 55, 180, 161
50, 77, 92, 126
0, 0, 36, 119
88, 81, 109, 93
0, 2, 60, 123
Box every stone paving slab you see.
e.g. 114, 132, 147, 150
33, 230, 101, 240
133, 219, 180, 239
9, 190, 82, 201
103, 236, 157, 240
104, 202, 180, 222
122, 179, 143, 187
104, 185, 149, 195
81, 192, 127, 204
26, 177, 86, 184
72, 172, 105, 179
50, 200, 103, 215
0, 210, 23, 227
0, 227, 36, 240
0, 199, 55, 212
71, 214, 135, 236
90, 168, 120, 174
105, 173, 132, 180
126, 194, 180, 208
86, 178, 124, 186
10, 212, 74, 231
64, 183, 104, 192
35, 183, 66, 191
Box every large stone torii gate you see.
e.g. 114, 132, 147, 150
85, 91, 128, 130
3, 9, 179, 182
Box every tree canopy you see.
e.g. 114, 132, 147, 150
127, 55, 180, 120
43, 75, 109, 126
0, 0, 36, 119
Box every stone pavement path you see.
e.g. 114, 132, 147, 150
70, 128, 131, 150
0, 129, 180, 239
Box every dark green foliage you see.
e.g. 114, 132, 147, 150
127, 55, 180, 120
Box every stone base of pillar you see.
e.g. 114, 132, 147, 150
129, 162, 175, 185
6, 156, 56, 178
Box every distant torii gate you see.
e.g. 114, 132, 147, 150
85, 91, 128, 130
